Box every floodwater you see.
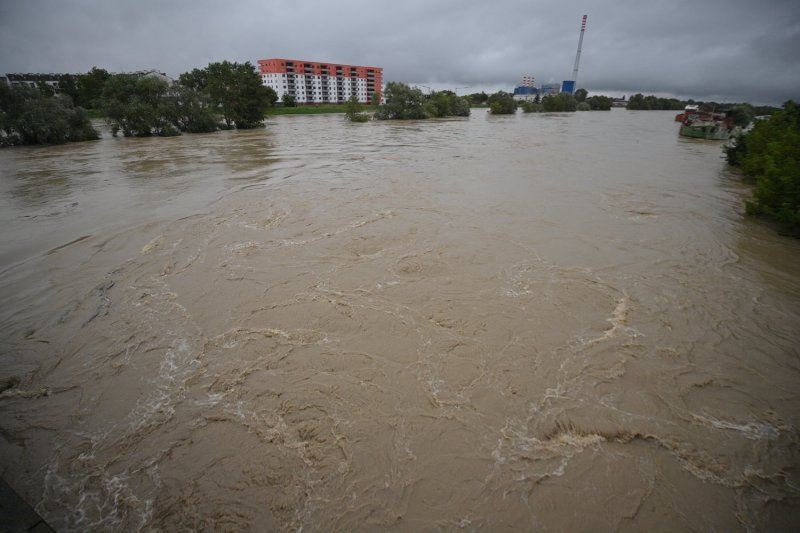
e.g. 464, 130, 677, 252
1, 109, 798, 531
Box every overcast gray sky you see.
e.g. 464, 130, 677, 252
1, 0, 798, 105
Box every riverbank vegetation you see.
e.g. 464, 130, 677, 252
475, 88, 612, 114
0, 83, 99, 146
626, 93, 779, 117
103, 61, 276, 137
725, 100, 800, 236
1, 62, 277, 143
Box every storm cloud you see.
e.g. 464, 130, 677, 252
1, 0, 798, 104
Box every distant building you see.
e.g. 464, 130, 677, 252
539, 83, 562, 96
3, 70, 173, 93
513, 86, 539, 102
258, 59, 382, 105
513, 76, 539, 102
5, 73, 64, 91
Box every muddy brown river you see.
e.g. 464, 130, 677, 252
1, 109, 798, 531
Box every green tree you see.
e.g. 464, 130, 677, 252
374, 82, 428, 120
465, 92, 489, 105
487, 91, 517, 114
36, 81, 56, 98
541, 93, 577, 112
102, 74, 178, 137
726, 101, 800, 235
169, 85, 219, 133
586, 95, 612, 110
626, 93, 686, 110
58, 74, 80, 105
77, 67, 110, 109
425, 90, 470, 118
0, 84, 99, 146
181, 61, 273, 128
520, 100, 541, 113
282, 94, 296, 107
574, 88, 588, 103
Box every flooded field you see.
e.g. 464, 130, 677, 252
1, 109, 798, 531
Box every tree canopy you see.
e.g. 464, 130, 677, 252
375, 82, 428, 120
426, 90, 470, 118
541, 93, 577, 112
180, 61, 275, 129
626, 93, 686, 110
487, 92, 517, 115
77, 67, 111, 109
0, 83, 99, 146
726, 100, 800, 236
102, 74, 179, 137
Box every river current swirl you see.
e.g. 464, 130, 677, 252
1, 109, 798, 531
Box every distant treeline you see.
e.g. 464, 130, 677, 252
625, 93, 779, 115
370, 84, 611, 120
464, 88, 613, 114
726, 100, 800, 236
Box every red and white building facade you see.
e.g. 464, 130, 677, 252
258, 59, 382, 105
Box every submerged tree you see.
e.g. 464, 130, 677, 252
102, 74, 179, 137
180, 61, 275, 129
345, 95, 370, 122
374, 82, 428, 120
0, 84, 99, 146
487, 92, 517, 114
425, 90, 470, 118
169, 85, 219, 133
586, 95, 612, 110
541, 93, 578, 112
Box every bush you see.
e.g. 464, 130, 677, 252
345, 95, 370, 122
425, 91, 470, 118
520, 100, 541, 113
541, 93, 577, 112
488, 92, 517, 114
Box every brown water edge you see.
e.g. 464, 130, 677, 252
0, 110, 799, 531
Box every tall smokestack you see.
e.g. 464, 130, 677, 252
571, 15, 588, 85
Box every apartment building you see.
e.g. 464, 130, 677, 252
258, 59, 382, 105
